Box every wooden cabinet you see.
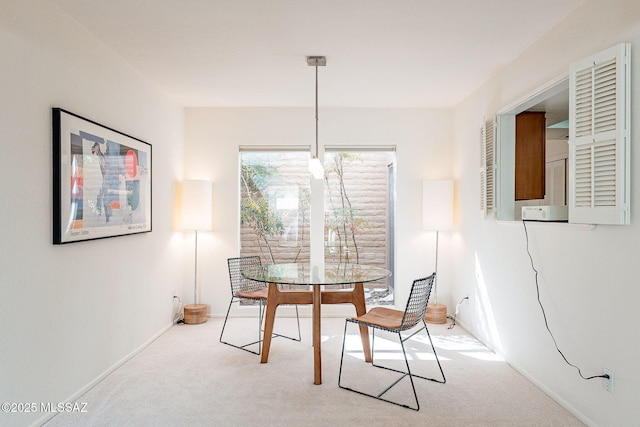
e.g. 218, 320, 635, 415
515, 112, 545, 200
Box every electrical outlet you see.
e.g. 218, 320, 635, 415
454, 296, 469, 315
603, 368, 615, 394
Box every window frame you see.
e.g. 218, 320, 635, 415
237, 145, 398, 305
323, 147, 397, 303
490, 42, 631, 225
493, 77, 568, 222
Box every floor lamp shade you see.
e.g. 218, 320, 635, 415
182, 180, 212, 231
422, 180, 453, 231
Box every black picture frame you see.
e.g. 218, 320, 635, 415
53, 108, 152, 244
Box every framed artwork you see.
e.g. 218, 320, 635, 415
53, 108, 152, 244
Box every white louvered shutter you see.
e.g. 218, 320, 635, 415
480, 118, 495, 218
486, 118, 495, 216
569, 43, 630, 225
480, 122, 487, 216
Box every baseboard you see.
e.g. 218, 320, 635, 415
503, 359, 595, 427
455, 319, 595, 427
32, 320, 176, 427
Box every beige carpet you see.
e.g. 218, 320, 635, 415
45, 317, 584, 427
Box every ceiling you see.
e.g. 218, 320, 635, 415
530, 87, 570, 139
52, 0, 583, 108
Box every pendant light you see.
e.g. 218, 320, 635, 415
307, 56, 326, 179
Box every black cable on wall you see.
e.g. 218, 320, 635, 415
522, 220, 607, 381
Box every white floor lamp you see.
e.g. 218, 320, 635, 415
422, 180, 453, 324
181, 179, 212, 325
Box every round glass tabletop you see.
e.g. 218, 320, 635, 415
241, 263, 391, 286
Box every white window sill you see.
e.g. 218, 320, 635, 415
496, 220, 596, 230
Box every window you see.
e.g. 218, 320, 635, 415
239, 147, 396, 305
324, 149, 396, 305
491, 79, 570, 221
489, 43, 630, 225
239, 150, 311, 263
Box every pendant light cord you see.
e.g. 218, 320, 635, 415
315, 64, 319, 157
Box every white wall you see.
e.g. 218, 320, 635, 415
184, 107, 454, 318
0, 2, 184, 426
452, 0, 640, 425
6, 0, 636, 425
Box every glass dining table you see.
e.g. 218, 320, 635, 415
241, 262, 391, 385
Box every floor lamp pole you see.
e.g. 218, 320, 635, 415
422, 179, 453, 324
184, 229, 207, 324
194, 230, 198, 305
433, 230, 439, 304
426, 229, 447, 324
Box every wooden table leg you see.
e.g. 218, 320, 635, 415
260, 283, 278, 364
320, 282, 372, 364
313, 285, 322, 385
260, 280, 370, 382
352, 282, 372, 363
